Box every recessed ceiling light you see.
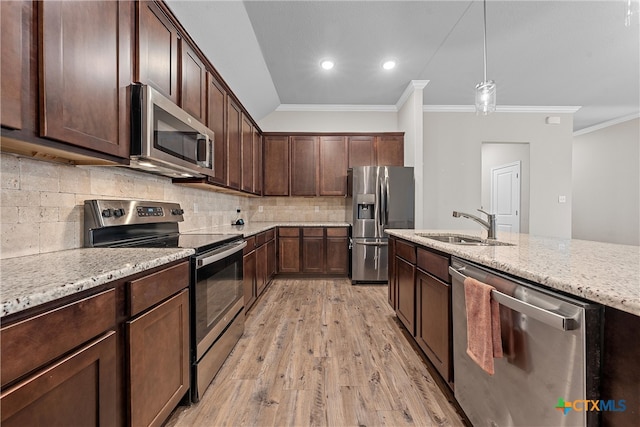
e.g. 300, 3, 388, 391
321, 60, 334, 70
382, 60, 396, 70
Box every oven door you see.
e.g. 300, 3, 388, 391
192, 239, 246, 361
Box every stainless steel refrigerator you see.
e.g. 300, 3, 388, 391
349, 166, 414, 283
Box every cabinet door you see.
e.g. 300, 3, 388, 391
40, 0, 131, 158
376, 135, 404, 166
241, 115, 254, 193
181, 42, 206, 123
348, 136, 375, 167
319, 136, 347, 196
207, 74, 227, 185
226, 99, 242, 189
278, 228, 300, 273
396, 257, 416, 335
263, 136, 289, 196
253, 129, 263, 195
256, 244, 268, 295
290, 136, 318, 196
128, 289, 189, 427
1, 332, 117, 427
326, 228, 349, 275
266, 239, 276, 281
243, 251, 256, 311
302, 228, 325, 274
416, 270, 451, 383
0, 0, 23, 129
136, 0, 179, 103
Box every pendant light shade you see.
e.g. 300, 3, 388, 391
475, 0, 496, 115
475, 80, 496, 115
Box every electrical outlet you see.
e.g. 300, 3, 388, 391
258, 206, 263, 213
315, 206, 320, 212
558, 195, 567, 203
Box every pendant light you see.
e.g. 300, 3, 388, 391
475, 0, 496, 115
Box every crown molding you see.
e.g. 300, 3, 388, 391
573, 112, 640, 136
395, 80, 430, 110
275, 104, 397, 112
423, 105, 582, 114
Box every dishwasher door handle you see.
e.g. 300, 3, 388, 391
449, 266, 577, 331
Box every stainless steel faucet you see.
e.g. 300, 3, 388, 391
452, 208, 497, 239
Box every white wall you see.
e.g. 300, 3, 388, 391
572, 118, 640, 246
258, 110, 398, 132
423, 112, 574, 238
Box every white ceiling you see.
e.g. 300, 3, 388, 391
166, 0, 640, 131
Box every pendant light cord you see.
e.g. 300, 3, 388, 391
482, 0, 488, 83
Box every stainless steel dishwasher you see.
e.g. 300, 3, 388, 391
450, 257, 602, 427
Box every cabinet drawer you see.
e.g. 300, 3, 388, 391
326, 227, 348, 237
128, 262, 189, 317
244, 236, 256, 254
396, 240, 416, 264
255, 232, 266, 247
1, 289, 115, 387
303, 227, 324, 237
417, 248, 450, 283
278, 227, 299, 237
265, 228, 275, 242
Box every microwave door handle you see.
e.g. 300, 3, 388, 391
195, 134, 210, 168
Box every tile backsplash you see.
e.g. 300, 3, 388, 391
0, 152, 349, 259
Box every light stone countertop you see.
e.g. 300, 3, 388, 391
386, 229, 640, 317
0, 247, 194, 318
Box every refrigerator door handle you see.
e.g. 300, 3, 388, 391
383, 175, 390, 227
353, 241, 389, 246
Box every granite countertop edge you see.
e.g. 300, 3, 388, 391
182, 221, 351, 238
386, 229, 640, 317
1, 248, 195, 318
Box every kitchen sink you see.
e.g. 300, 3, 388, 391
417, 233, 514, 246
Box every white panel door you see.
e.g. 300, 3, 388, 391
491, 161, 521, 233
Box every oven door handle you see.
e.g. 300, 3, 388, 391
196, 240, 247, 268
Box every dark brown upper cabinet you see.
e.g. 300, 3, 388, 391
207, 74, 227, 185
319, 136, 348, 196
39, 0, 132, 158
348, 136, 375, 168
1, 1, 23, 130
263, 136, 289, 196
290, 135, 318, 196
253, 128, 263, 195
181, 42, 207, 124
136, 0, 179, 104
376, 135, 404, 166
241, 114, 254, 193
226, 98, 242, 190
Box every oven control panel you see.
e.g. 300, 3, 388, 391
137, 206, 164, 217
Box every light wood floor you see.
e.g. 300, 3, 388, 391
166, 278, 466, 427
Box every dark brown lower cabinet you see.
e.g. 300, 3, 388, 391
303, 228, 325, 273
127, 289, 189, 427
243, 247, 257, 311
396, 257, 416, 335
416, 270, 451, 383
278, 228, 301, 273
256, 243, 268, 295
267, 239, 276, 281
1, 331, 117, 427
326, 228, 349, 274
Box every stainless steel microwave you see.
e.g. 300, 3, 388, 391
130, 84, 214, 178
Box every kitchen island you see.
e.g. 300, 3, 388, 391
385, 229, 639, 316
386, 229, 639, 427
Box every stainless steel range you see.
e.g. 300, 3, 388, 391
84, 199, 246, 403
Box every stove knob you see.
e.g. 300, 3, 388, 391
114, 208, 125, 218
102, 209, 114, 218
171, 208, 184, 215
